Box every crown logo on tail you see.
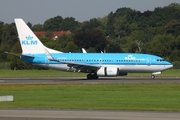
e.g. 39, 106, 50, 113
21, 35, 37, 45
26, 35, 33, 40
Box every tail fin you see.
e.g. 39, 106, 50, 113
14, 18, 61, 54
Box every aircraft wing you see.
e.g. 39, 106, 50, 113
44, 48, 100, 72
66, 62, 100, 72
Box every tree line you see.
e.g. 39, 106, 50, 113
0, 3, 180, 69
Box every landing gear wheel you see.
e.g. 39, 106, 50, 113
92, 73, 99, 79
151, 75, 155, 79
87, 73, 99, 79
87, 73, 93, 79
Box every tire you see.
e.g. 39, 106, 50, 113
151, 75, 155, 79
87, 74, 93, 79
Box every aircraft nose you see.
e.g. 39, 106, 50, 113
171, 64, 173, 68
167, 62, 173, 69
169, 64, 173, 68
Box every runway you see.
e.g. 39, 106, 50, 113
0, 77, 180, 120
0, 109, 180, 120
0, 77, 180, 84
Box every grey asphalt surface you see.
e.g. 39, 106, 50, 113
0, 109, 180, 120
0, 77, 180, 84
0, 77, 180, 120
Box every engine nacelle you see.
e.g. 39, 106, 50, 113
97, 67, 119, 76
97, 67, 128, 76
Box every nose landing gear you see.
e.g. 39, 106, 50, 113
151, 75, 155, 79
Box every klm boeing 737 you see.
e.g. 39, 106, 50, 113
12, 18, 173, 79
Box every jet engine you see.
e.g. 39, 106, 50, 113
97, 67, 127, 76
97, 67, 117, 76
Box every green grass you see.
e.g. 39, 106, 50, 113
0, 69, 179, 111
128, 69, 180, 77
0, 69, 179, 78
0, 84, 180, 111
0, 69, 86, 78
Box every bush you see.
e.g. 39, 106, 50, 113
172, 61, 180, 69
0, 62, 11, 69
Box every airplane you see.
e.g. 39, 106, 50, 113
12, 18, 173, 79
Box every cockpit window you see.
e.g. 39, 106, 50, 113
157, 59, 165, 62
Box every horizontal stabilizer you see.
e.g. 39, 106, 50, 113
5, 51, 35, 58
21, 54, 35, 58
4, 51, 21, 56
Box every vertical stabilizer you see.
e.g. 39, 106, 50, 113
15, 19, 46, 54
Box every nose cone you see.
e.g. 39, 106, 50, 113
168, 64, 173, 69
166, 62, 173, 69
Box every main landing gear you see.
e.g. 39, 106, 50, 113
87, 73, 99, 79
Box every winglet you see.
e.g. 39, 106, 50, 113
82, 48, 87, 53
